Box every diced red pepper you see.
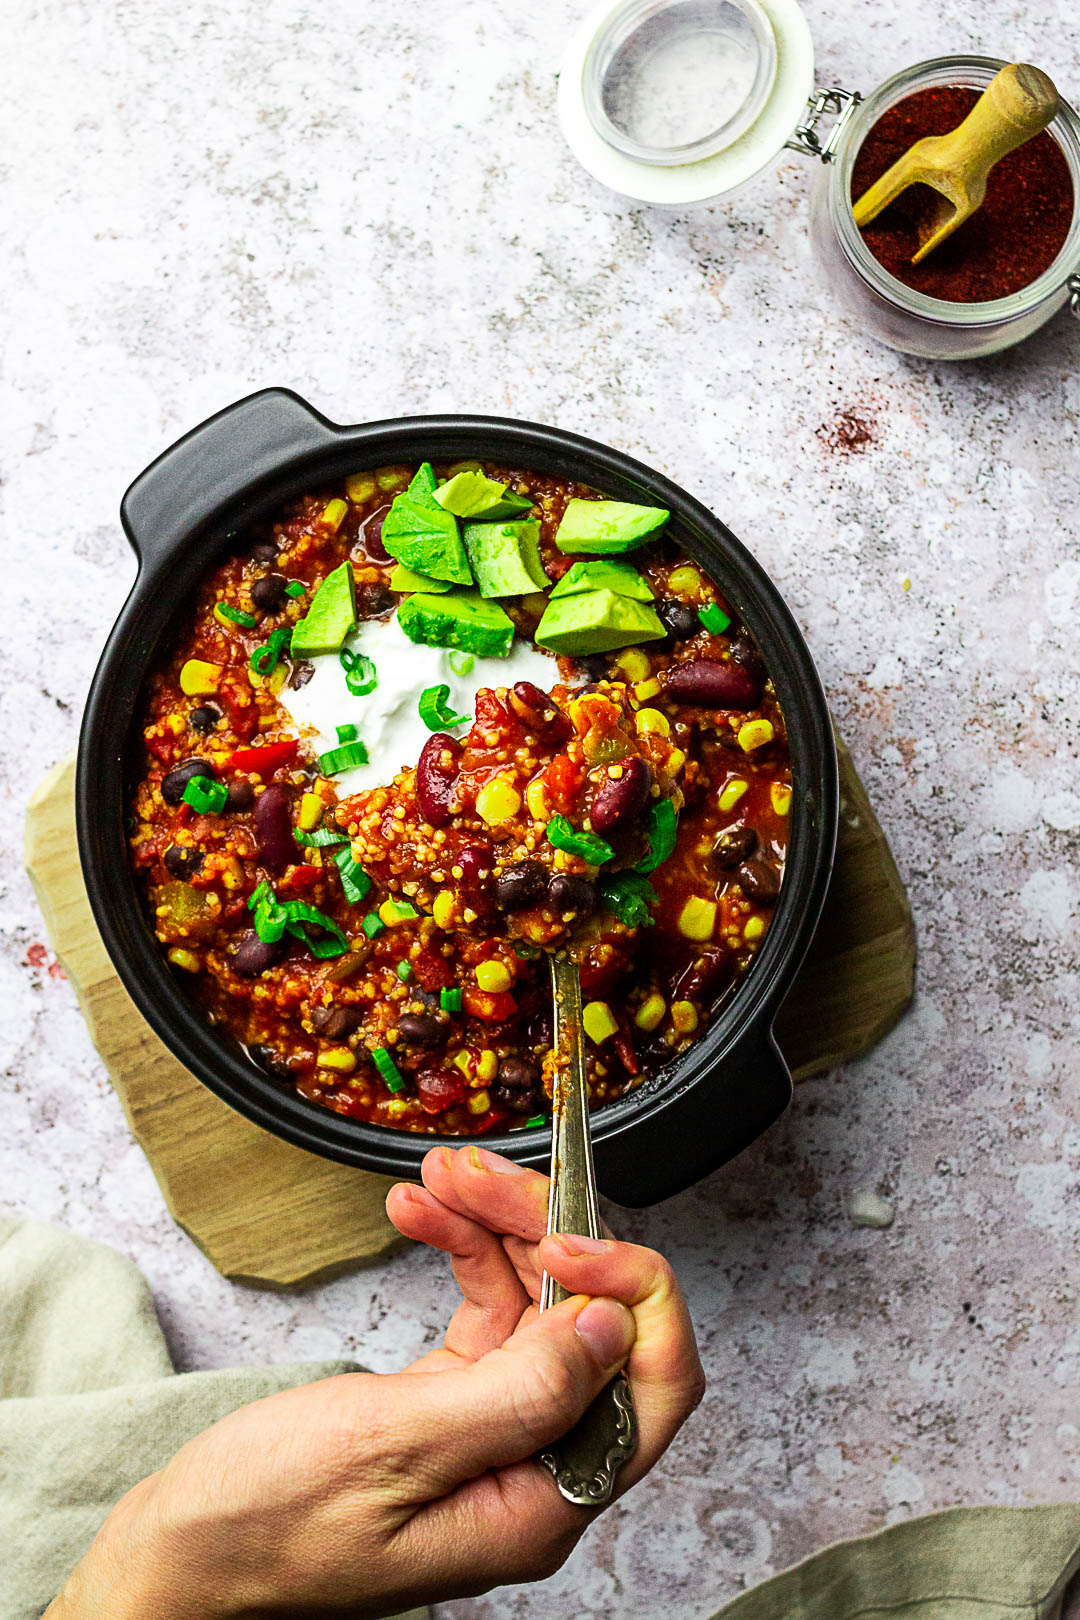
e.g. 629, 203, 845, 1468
279, 863, 322, 894
226, 739, 298, 773
463, 988, 518, 1022
412, 947, 455, 992
543, 752, 583, 816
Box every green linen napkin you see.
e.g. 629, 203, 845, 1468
0, 1216, 428, 1620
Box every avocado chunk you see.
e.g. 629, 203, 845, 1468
555, 498, 670, 553
435, 471, 534, 521
406, 462, 439, 505
381, 493, 472, 585
388, 563, 453, 594
549, 559, 654, 601
463, 519, 548, 598
534, 589, 666, 655
398, 590, 515, 659
289, 561, 357, 657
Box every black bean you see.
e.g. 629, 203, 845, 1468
494, 1083, 541, 1114
363, 508, 390, 562
189, 705, 221, 734
656, 599, 699, 641
498, 1056, 538, 1090
233, 930, 286, 977
728, 632, 765, 679
495, 860, 548, 912
738, 858, 781, 903
289, 661, 315, 690
590, 756, 652, 835
713, 826, 757, 868
676, 949, 729, 1003
249, 1043, 292, 1079
525, 1006, 554, 1048
163, 844, 204, 879
548, 873, 597, 918
359, 583, 394, 617
254, 784, 294, 872
577, 655, 610, 681
225, 781, 255, 812
161, 758, 214, 805
250, 573, 288, 612
397, 1012, 443, 1047
312, 1005, 362, 1039
251, 541, 278, 563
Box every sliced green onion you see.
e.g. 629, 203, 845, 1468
448, 650, 475, 677
218, 602, 258, 628
699, 602, 731, 634
418, 683, 469, 732
280, 900, 348, 958
250, 626, 293, 676
524, 1114, 547, 1129
247, 880, 288, 943
294, 825, 348, 848
396, 960, 412, 982
362, 911, 385, 939
285, 581, 306, 598
372, 1046, 405, 1092
440, 986, 463, 1012
319, 740, 369, 775
339, 646, 378, 696
336, 723, 358, 743
545, 814, 614, 866
634, 798, 678, 874
599, 871, 658, 928
181, 775, 228, 814
333, 847, 371, 905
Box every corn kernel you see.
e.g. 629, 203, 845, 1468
668, 564, 703, 597
633, 676, 662, 703
385, 1097, 411, 1120
526, 776, 551, 821
718, 778, 749, 812
634, 992, 666, 1032
345, 472, 376, 503
738, 718, 775, 753
467, 1088, 491, 1114
771, 782, 792, 816
180, 658, 223, 696
615, 647, 651, 682
319, 498, 348, 533
583, 1001, 618, 1044
667, 748, 686, 774
476, 777, 521, 825
298, 793, 323, 831
220, 857, 245, 891
475, 959, 512, 994
678, 896, 717, 941
453, 1049, 473, 1078
635, 707, 671, 738
167, 947, 201, 973
317, 1046, 356, 1073
671, 1000, 699, 1036
744, 916, 765, 942
476, 1049, 498, 1082
432, 890, 456, 930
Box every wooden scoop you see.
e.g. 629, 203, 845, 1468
852, 63, 1059, 263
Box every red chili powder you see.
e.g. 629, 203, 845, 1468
850, 86, 1074, 303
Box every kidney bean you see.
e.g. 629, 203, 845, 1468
362, 507, 390, 562
312, 1006, 362, 1038
712, 826, 757, 868
498, 1056, 539, 1089
254, 783, 294, 872
416, 1067, 469, 1114
656, 599, 699, 641
665, 658, 761, 709
508, 682, 572, 742
225, 781, 255, 812
189, 705, 221, 734
249, 1043, 292, 1079
397, 1012, 443, 1046
738, 858, 781, 903
548, 873, 597, 918
613, 1029, 639, 1077
495, 1083, 541, 1114
675, 948, 729, 1003
164, 844, 203, 879
416, 732, 462, 827
495, 859, 548, 912
233, 930, 286, 977
359, 583, 394, 617
161, 758, 215, 805
458, 843, 495, 913
250, 573, 287, 612
591, 755, 652, 834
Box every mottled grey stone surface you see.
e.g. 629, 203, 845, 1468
2, 0, 1079, 1613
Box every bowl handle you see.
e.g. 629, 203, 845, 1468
591, 1026, 793, 1207
120, 388, 340, 568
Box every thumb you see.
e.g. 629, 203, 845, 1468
395, 1295, 635, 1495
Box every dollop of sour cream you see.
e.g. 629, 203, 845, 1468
277, 616, 559, 799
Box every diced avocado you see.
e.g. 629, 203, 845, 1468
388, 563, 453, 594
463, 519, 548, 598
381, 495, 472, 585
435, 470, 534, 521
289, 561, 356, 657
549, 559, 654, 601
534, 589, 666, 654
555, 498, 670, 553
406, 462, 439, 505
398, 590, 515, 659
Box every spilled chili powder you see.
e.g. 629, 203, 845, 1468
851, 86, 1074, 303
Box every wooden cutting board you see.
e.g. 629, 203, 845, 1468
24, 745, 913, 1289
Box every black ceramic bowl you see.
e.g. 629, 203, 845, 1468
78, 389, 837, 1206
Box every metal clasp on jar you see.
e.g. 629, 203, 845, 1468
1070, 274, 1080, 320
787, 87, 862, 161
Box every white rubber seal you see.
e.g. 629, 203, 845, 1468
558, 0, 815, 207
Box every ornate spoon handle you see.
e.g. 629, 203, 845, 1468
537, 952, 637, 1507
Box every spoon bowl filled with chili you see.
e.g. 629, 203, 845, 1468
78, 389, 837, 1206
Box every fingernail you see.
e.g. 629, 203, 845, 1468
575, 1298, 635, 1367
552, 1233, 609, 1256
469, 1146, 527, 1174
402, 1185, 442, 1209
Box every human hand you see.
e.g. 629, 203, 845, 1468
48, 1146, 703, 1620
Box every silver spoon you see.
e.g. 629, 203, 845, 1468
536, 951, 638, 1506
